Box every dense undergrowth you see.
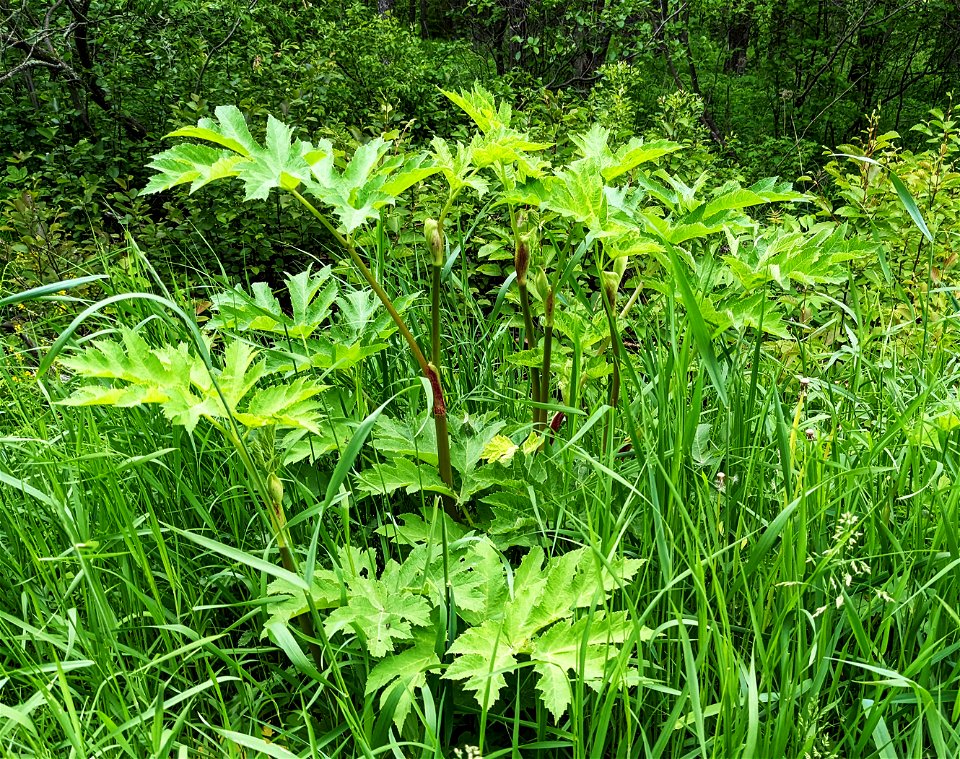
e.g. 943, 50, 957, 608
1, 85, 960, 759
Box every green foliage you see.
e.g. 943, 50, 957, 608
207, 265, 416, 375
265, 517, 645, 726
144, 105, 438, 234
443, 545, 645, 717
817, 104, 960, 350
58, 329, 325, 436
0, 22, 960, 757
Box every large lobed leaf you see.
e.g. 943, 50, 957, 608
58, 328, 326, 434
442, 546, 646, 718
209, 267, 338, 339
144, 105, 438, 233
324, 575, 432, 657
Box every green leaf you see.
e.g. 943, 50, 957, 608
57, 328, 326, 435
287, 268, 339, 335
149, 107, 435, 231
263, 573, 342, 629
442, 84, 508, 134
365, 631, 442, 728
570, 125, 681, 181
58, 330, 208, 432
151, 106, 318, 201
166, 105, 259, 157
668, 246, 729, 408
0, 274, 107, 309
432, 538, 507, 626
333, 289, 409, 343
381, 153, 440, 197
324, 577, 432, 657
571, 124, 613, 163
888, 170, 934, 242
142, 143, 244, 195
480, 434, 519, 464
530, 612, 633, 720
431, 137, 489, 196
605, 138, 682, 180
172, 527, 309, 590
216, 730, 300, 759
702, 178, 803, 219
450, 415, 508, 474
306, 137, 394, 232
444, 619, 518, 707
520, 549, 584, 636
234, 377, 326, 433
355, 457, 455, 498
470, 130, 551, 177
534, 159, 608, 232
210, 267, 341, 340
233, 114, 314, 199
834, 153, 934, 242
280, 421, 354, 465
215, 339, 260, 401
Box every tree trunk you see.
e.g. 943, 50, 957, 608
66, 0, 147, 139
724, 11, 750, 75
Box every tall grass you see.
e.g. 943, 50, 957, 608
1, 225, 959, 759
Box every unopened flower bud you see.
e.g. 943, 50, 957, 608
515, 234, 531, 285
544, 287, 555, 327
533, 268, 550, 303
424, 218, 444, 267
613, 255, 628, 280
601, 270, 621, 306
267, 473, 284, 506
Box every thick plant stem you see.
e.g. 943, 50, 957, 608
291, 191, 458, 508
262, 467, 324, 671
428, 362, 460, 522
518, 283, 541, 419
538, 325, 553, 428
278, 544, 326, 667
600, 285, 621, 456
432, 262, 442, 369
513, 225, 541, 427
537, 287, 555, 431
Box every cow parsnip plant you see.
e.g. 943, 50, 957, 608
142, 86, 858, 515
263, 513, 649, 728
141, 105, 466, 521
39, 85, 877, 729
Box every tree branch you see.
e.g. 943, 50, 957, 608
195, 0, 259, 94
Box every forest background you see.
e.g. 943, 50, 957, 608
2, 1, 960, 758
2, 0, 957, 283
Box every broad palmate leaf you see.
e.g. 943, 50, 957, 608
144, 105, 319, 200
208, 267, 338, 339
144, 105, 439, 233
58, 329, 326, 434
443, 546, 646, 718
324, 575, 432, 657
365, 631, 442, 728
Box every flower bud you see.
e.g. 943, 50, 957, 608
424, 218, 444, 267
613, 255, 628, 280
514, 233, 530, 286
544, 287, 555, 328
267, 473, 284, 506
533, 268, 550, 303
601, 270, 621, 306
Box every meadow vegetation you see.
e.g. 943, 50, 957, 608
2, 2, 960, 757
